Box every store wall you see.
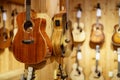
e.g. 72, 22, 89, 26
0, 0, 119, 80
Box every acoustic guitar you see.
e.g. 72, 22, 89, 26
89, 45, 104, 80
0, 6, 11, 49
112, 48, 120, 80
112, 5, 120, 46
52, 11, 66, 57
90, 3, 105, 44
72, 4, 85, 43
60, 0, 73, 57
13, 0, 47, 64
70, 45, 84, 80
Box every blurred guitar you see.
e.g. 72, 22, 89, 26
52, 11, 66, 57
70, 45, 84, 80
60, 0, 73, 57
112, 48, 120, 80
90, 3, 105, 44
72, 4, 85, 43
112, 5, 120, 46
0, 6, 11, 49
13, 0, 47, 64
89, 45, 104, 80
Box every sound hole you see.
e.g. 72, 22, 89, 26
3, 32, 8, 41
95, 70, 101, 77
24, 20, 33, 33
118, 28, 120, 32
76, 68, 81, 75
117, 73, 120, 77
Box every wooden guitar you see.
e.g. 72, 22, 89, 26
112, 5, 120, 46
52, 11, 66, 57
112, 48, 120, 80
70, 45, 84, 80
0, 7, 11, 49
90, 3, 105, 44
89, 45, 104, 80
13, 0, 47, 64
60, 0, 73, 57
72, 4, 85, 43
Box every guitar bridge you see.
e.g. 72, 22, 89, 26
22, 40, 34, 44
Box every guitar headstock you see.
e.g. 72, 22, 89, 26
116, 3, 120, 17
96, 3, 101, 17
11, 9, 18, 17
75, 3, 82, 19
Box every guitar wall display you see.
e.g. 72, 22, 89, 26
90, 3, 105, 44
112, 4, 120, 46
0, 6, 11, 49
89, 45, 104, 80
13, 0, 48, 64
72, 4, 86, 43
112, 48, 120, 80
70, 45, 84, 80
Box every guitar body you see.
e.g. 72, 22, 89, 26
36, 13, 53, 53
112, 24, 120, 46
61, 20, 73, 57
90, 23, 105, 44
13, 12, 47, 64
70, 63, 84, 80
89, 66, 104, 80
0, 27, 11, 49
52, 12, 66, 57
72, 22, 85, 43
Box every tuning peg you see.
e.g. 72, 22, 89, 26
74, 3, 82, 11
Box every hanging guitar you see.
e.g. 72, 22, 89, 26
52, 2, 66, 57
89, 45, 104, 80
112, 4, 120, 46
0, 6, 11, 49
60, 0, 73, 57
13, 0, 47, 64
112, 48, 120, 80
90, 3, 105, 44
72, 4, 85, 43
70, 45, 84, 80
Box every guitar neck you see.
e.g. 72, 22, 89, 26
26, 0, 31, 21
96, 60, 99, 72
